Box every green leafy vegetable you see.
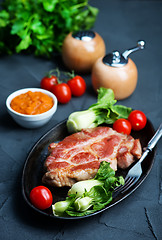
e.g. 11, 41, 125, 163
0, 0, 98, 57
67, 87, 132, 133
52, 161, 124, 217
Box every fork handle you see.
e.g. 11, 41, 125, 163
147, 123, 162, 151
139, 123, 162, 164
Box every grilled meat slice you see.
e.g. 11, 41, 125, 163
42, 127, 142, 187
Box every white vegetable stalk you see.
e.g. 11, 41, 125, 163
68, 179, 103, 197
52, 200, 71, 216
67, 109, 98, 133
74, 197, 92, 212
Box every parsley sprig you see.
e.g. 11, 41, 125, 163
0, 0, 98, 57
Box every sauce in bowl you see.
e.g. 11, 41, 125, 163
10, 91, 54, 115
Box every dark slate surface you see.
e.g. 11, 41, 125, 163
0, 0, 162, 239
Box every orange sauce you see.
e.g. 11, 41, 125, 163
10, 91, 54, 115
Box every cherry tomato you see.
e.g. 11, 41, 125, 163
67, 76, 86, 97
40, 75, 58, 91
113, 119, 132, 135
128, 110, 147, 131
51, 83, 71, 104
29, 186, 53, 210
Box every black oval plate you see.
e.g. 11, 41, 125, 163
22, 119, 156, 220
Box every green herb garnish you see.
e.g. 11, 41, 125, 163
0, 0, 98, 57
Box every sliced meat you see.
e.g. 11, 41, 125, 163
42, 127, 142, 187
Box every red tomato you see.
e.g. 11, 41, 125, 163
67, 76, 86, 97
40, 75, 58, 91
51, 83, 71, 104
113, 119, 132, 135
29, 186, 53, 210
128, 110, 147, 131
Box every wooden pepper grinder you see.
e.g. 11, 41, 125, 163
91, 40, 145, 100
62, 30, 106, 73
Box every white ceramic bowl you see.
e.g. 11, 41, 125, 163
6, 88, 58, 129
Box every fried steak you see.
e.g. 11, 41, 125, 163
42, 127, 142, 187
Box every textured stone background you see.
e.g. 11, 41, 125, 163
0, 0, 162, 239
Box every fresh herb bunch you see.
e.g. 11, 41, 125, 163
0, 0, 98, 57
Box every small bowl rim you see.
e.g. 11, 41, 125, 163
6, 88, 58, 118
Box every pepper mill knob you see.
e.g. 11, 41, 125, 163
122, 40, 145, 59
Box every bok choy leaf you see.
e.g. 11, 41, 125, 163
67, 88, 132, 133
52, 161, 124, 217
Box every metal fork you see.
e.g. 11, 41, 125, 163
115, 123, 162, 194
